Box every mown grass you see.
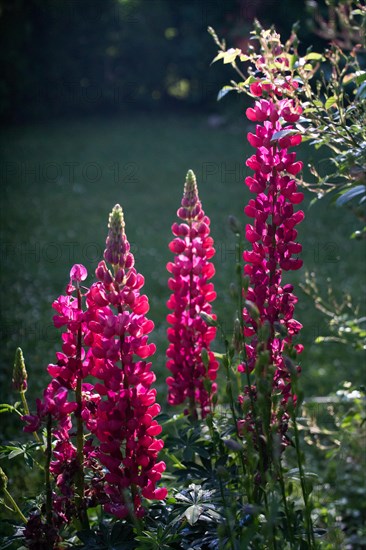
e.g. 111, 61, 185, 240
0, 111, 365, 417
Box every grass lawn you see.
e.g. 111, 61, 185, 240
1, 111, 365, 416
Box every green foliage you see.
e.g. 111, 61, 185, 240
301, 271, 366, 350
210, 3, 366, 237
301, 384, 366, 548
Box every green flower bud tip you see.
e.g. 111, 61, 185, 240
0, 466, 8, 492
185, 169, 197, 189
109, 204, 125, 239
105, 204, 126, 267
183, 170, 199, 205
178, 170, 204, 222
13, 348, 28, 392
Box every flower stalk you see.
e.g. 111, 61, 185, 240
0, 466, 27, 524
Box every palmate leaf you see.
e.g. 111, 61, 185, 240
184, 504, 203, 525
0, 442, 40, 469
173, 484, 223, 528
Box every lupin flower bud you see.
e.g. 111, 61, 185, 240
0, 466, 8, 492
104, 204, 128, 268
13, 348, 28, 392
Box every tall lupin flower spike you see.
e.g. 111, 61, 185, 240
166, 170, 218, 419
85, 204, 167, 519
239, 52, 305, 450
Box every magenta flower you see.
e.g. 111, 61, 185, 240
70, 263, 88, 282
166, 170, 218, 419
240, 72, 305, 446
22, 264, 94, 534
85, 204, 167, 519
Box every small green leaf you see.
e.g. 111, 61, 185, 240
213, 352, 225, 360
8, 449, 24, 459
244, 75, 257, 86
217, 86, 234, 101
201, 348, 209, 368
325, 96, 337, 109
313, 99, 324, 108
289, 54, 298, 70
305, 52, 325, 61
211, 51, 225, 64
270, 129, 299, 144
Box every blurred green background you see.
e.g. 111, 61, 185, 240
0, 0, 365, 421
1, 0, 318, 123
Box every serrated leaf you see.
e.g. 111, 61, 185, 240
336, 185, 366, 206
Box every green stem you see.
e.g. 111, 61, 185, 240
74, 285, 89, 530
20, 390, 41, 443
292, 414, 316, 548
3, 487, 27, 524
130, 484, 143, 536
218, 476, 236, 550
278, 458, 296, 548
45, 413, 53, 525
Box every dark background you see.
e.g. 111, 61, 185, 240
0, 0, 318, 123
